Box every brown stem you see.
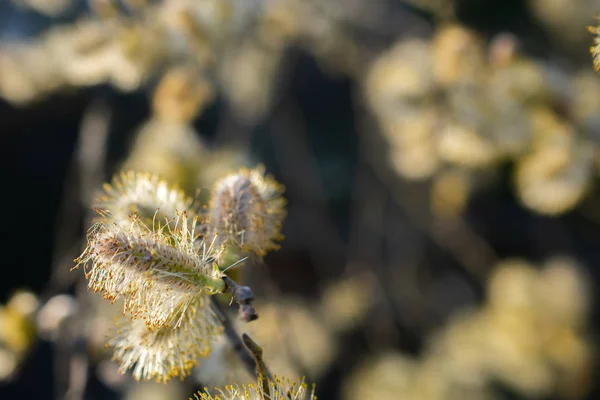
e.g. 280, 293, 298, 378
242, 334, 275, 399
209, 296, 257, 379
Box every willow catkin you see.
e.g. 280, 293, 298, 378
363, 38, 433, 120
589, 18, 600, 71
74, 211, 225, 330
436, 121, 499, 168
193, 375, 317, 400
514, 135, 594, 216
109, 294, 222, 382
95, 171, 196, 228
151, 64, 215, 124
430, 24, 487, 88
208, 165, 286, 257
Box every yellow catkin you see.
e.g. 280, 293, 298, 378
208, 165, 286, 257
74, 212, 225, 329
109, 295, 223, 382
194, 375, 317, 400
588, 20, 600, 72
95, 170, 196, 228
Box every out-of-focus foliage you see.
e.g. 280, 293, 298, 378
365, 23, 600, 216
0, 291, 38, 381
345, 257, 594, 400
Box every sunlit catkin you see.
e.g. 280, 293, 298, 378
208, 165, 286, 257
152, 64, 215, 124
74, 212, 225, 330
193, 375, 317, 400
431, 24, 486, 87
95, 171, 196, 228
109, 294, 222, 382
588, 18, 600, 71
514, 134, 594, 215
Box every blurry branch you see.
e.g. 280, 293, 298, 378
76, 100, 111, 203
242, 334, 274, 383
346, 151, 422, 352
269, 91, 348, 275
306, 0, 433, 40
354, 94, 496, 284
43, 99, 111, 303
268, 97, 354, 375
210, 296, 257, 379
51, 100, 110, 400
260, 277, 312, 380
62, 281, 90, 400
372, 141, 495, 283
43, 99, 109, 400
347, 157, 389, 274
242, 333, 282, 399
64, 350, 88, 400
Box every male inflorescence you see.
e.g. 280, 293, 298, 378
193, 375, 317, 400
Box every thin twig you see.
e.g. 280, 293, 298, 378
42, 99, 111, 303
346, 151, 421, 351
353, 90, 497, 284
210, 296, 257, 379
47, 99, 111, 400
242, 333, 275, 395
212, 275, 276, 389
269, 93, 348, 278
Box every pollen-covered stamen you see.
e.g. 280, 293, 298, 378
194, 375, 317, 400
74, 212, 225, 329
208, 165, 286, 257
95, 170, 197, 227
110, 294, 223, 383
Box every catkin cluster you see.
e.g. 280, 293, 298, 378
344, 257, 594, 400
0, 0, 358, 125
74, 167, 286, 382
365, 23, 600, 217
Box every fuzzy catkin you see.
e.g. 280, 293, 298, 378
109, 294, 222, 382
95, 170, 196, 228
194, 375, 317, 400
75, 212, 225, 330
208, 165, 286, 257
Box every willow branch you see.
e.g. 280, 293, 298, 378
210, 296, 257, 379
